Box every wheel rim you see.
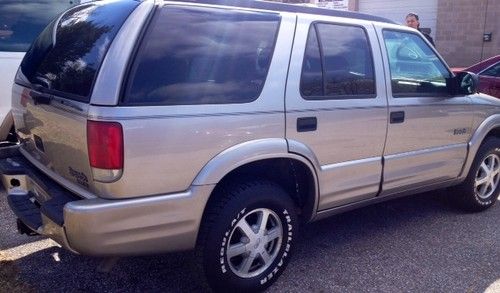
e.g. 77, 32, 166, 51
226, 208, 283, 278
475, 153, 500, 200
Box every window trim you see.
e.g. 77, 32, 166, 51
300, 21, 377, 101
120, 4, 282, 106
478, 61, 500, 78
381, 28, 454, 99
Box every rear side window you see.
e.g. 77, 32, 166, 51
301, 23, 376, 100
18, 1, 139, 102
124, 6, 280, 106
0, 0, 76, 52
481, 62, 500, 78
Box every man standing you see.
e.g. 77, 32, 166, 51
406, 12, 435, 47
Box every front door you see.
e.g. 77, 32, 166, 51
376, 27, 474, 195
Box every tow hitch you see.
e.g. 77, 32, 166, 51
16, 219, 39, 236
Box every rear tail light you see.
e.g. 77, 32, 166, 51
87, 120, 123, 182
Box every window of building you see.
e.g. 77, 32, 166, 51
382, 30, 451, 97
124, 6, 280, 106
300, 23, 376, 100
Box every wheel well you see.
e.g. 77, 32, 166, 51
485, 127, 500, 140
208, 158, 316, 223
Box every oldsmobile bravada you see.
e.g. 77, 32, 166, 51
2, 0, 500, 291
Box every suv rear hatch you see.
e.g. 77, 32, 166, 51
12, 0, 139, 195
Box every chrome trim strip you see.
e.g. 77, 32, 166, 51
88, 110, 284, 121
385, 143, 467, 160
320, 156, 380, 172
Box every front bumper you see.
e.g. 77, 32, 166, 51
0, 146, 214, 256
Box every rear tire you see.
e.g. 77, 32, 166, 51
197, 180, 298, 292
452, 137, 500, 212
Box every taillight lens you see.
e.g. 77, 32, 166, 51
87, 120, 123, 170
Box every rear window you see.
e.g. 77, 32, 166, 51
124, 6, 281, 106
0, 0, 77, 52
18, 0, 139, 102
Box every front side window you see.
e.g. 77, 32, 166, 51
481, 62, 500, 78
124, 6, 280, 106
300, 23, 376, 100
383, 30, 451, 97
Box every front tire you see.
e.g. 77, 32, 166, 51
197, 180, 298, 292
453, 137, 500, 212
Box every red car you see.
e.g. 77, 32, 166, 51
453, 55, 500, 98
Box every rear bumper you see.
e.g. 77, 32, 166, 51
0, 146, 214, 256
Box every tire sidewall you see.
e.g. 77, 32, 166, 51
204, 183, 297, 292
468, 138, 500, 207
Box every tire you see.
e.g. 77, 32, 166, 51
197, 180, 298, 292
453, 137, 500, 212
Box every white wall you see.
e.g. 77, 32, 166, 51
358, 0, 438, 38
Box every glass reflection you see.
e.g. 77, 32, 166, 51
19, 0, 139, 100
126, 6, 281, 105
0, 0, 76, 52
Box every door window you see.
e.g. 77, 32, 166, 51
481, 62, 500, 78
300, 23, 376, 100
382, 30, 451, 97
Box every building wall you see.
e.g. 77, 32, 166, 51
436, 0, 500, 67
357, 0, 438, 40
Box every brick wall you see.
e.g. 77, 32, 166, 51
436, 0, 500, 67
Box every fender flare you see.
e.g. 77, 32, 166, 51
191, 138, 320, 221
460, 114, 500, 178
193, 138, 319, 185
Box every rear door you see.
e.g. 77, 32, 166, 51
12, 1, 139, 194
286, 15, 388, 210
376, 26, 474, 195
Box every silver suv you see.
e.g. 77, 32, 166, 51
2, 0, 500, 291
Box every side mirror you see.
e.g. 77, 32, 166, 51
447, 71, 479, 95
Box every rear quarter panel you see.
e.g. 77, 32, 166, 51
88, 11, 297, 199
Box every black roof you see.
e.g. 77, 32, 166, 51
170, 0, 397, 24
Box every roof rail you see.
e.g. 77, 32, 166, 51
166, 0, 397, 24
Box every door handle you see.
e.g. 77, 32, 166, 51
390, 111, 405, 124
297, 117, 317, 132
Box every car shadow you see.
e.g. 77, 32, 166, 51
6, 190, 500, 292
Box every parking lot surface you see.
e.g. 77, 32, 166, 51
1, 189, 499, 292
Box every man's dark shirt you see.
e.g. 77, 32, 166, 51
419, 29, 435, 47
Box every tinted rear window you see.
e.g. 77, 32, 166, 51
0, 0, 77, 52
124, 6, 280, 106
18, 0, 139, 102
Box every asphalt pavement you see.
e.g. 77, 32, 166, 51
1, 188, 499, 292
